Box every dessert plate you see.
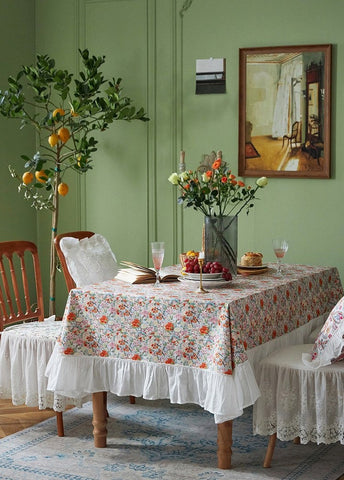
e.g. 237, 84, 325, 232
237, 264, 267, 270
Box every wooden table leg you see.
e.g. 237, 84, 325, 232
92, 392, 107, 448
217, 420, 232, 469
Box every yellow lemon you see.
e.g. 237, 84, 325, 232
48, 133, 59, 147
22, 172, 34, 185
58, 127, 70, 144
35, 170, 48, 183
58, 182, 69, 196
52, 108, 65, 119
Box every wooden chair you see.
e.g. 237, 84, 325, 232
54, 231, 95, 292
0, 240, 64, 436
54, 231, 136, 405
253, 343, 344, 467
282, 121, 300, 149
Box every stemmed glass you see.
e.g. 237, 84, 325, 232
272, 239, 288, 275
151, 242, 165, 286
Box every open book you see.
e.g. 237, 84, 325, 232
115, 261, 179, 284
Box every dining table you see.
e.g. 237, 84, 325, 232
46, 263, 343, 469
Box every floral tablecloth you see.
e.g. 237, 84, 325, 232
46, 264, 343, 422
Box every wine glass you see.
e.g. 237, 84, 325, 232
151, 242, 165, 286
272, 239, 288, 275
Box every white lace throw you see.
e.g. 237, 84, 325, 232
60, 234, 118, 287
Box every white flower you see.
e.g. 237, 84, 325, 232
179, 171, 189, 181
168, 172, 180, 185
256, 176, 268, 187
201, 172, 211, 183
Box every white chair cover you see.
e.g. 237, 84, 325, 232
253, 344, 344, 445
0, 320, 90, 411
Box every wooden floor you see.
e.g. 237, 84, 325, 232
0, 399, 343, 480
245, 136, 325, 173
0, 398, 58, 438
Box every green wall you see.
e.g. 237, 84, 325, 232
2, 0, 344, 315
0, 0, 36, 243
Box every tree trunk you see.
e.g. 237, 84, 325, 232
49, 166, 60, 316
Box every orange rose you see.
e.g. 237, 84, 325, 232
205, 170, 212, 178
212, 158, 221, 169
221, 176, 227, 183
238, 181, 245, 187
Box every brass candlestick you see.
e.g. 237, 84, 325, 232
195, 257, 208, 294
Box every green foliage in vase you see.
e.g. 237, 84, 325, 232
0, 49, 149, 314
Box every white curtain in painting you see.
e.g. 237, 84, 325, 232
272, 57, 303, 138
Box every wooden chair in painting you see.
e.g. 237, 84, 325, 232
282, 121, 300, 149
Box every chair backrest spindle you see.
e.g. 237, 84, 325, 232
0, 241, 44, 330
19, 253, 32, 315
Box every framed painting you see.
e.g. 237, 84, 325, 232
238, 44, 332, 179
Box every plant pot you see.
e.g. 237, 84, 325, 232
204, 215, 238, 277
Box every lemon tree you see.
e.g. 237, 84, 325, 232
0, 49, 148, 315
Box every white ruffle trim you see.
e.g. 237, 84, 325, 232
45, 314, 326, 422
46, 347, 260, 423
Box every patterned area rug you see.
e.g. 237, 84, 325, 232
0, 395, 343, 480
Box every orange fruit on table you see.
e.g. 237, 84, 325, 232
53, 108, 65, 119
22, 172, 34, 185
35, 170, 48, 183
48, 133, 59, 147
58, 127, 70, 143
58, 182, 69, 196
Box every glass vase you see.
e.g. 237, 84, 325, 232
204, 215, 238, 277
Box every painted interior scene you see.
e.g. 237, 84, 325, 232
245, 51, 327, 173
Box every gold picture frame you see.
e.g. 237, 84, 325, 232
238, 44, 332, 179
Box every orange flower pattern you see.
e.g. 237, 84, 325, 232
57, 265, 343, 375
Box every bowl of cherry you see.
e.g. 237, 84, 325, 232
182, 257, 232, 282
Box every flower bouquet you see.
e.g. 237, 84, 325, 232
168, 155, 268, 275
